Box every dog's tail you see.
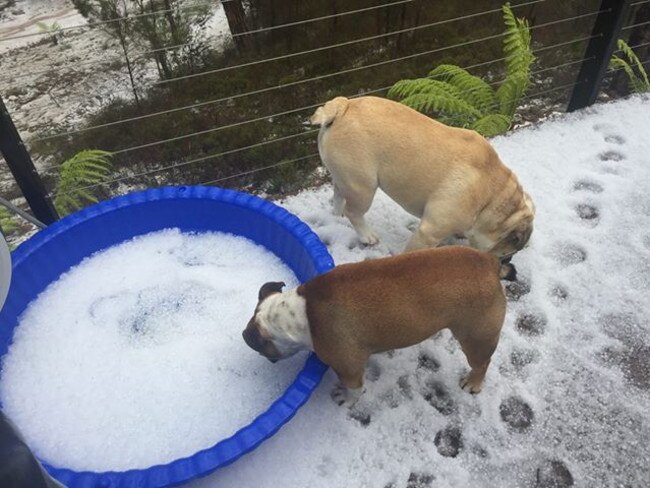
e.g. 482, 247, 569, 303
309, 96, 350, 127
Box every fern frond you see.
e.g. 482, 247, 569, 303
389, 78, 438, 100
471, 114, 512, 137
401, 93, 481, 127
611, 40, 650, 93
502, 3, 535, 79
0, 207, 20, 235
54, 150, 113, 216
610, 56, 639, 91
496, 72, 529, 117
390, 77, 483, 123
428, 64, 497, 114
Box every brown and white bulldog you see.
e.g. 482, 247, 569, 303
243, 246, 506, 407
310, 95, 535, 259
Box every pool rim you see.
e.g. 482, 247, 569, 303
3, 186, 333, 488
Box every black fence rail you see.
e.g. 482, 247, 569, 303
1, 0, 649, 224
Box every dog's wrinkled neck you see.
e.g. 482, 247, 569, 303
257, 288, 313, 352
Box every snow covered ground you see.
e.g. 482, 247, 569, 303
1, 21, 648, 479
0, 0, 231, 195
187, 95, 648, 488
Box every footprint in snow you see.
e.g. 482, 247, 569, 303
406, 472, 435, 487
548, 283, 569, 304
422, 380, 457, 416
515, 311, 547, 337
604, 134, 625, 145
573, 179, 604, 193
599, 150, 625, 162
499, 396, 534, 432
536, 459, 574, 488
505, 278, 531, 302
574, 203, 599, 226
551, 242, 587, 266
510, 348, 540, 370
434, 425, 463, 458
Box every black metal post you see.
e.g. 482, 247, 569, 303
0, 96, 58, 224
567, 0, 633, 112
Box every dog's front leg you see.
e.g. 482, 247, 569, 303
404, 221, 445, 252
405, 202, 469, 253
331, 383, 365, 408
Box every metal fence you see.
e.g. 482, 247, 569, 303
1, 0, 649, 225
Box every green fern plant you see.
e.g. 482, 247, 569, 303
54, 150, 113, 216
0, 207, 20, 236
610, 39, 650, 93
388, 3, 535, 137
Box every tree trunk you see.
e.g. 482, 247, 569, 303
148, 0, 173, 79
222, 0, 255, 53
117, 25, 141, 107
163, 0, 180, 43
162, 0, 183, 72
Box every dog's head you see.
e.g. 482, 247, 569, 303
242, 281, 302, 363
489, 192, 535, 259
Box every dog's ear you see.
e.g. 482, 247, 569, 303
508, 221, 533, 251
510, 229, 525, 248
258, 281, 285, 301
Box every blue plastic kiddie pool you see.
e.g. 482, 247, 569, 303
0, 186, 334, 487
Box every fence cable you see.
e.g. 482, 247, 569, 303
38, 34, 602, 175
0, 0, 545, 86
51, 128, 320, 197
152, 0, 547, 88
200, 153, 321, 186
108, 55, 593, 158
197, 80, 589, 187
232, 0, 414, 38
52, 74, 589, 197
32, 6, 607, 144
139, 0, 548, 62
622, 19, 650, 31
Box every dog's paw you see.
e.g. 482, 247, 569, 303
359, 230, 380, 246
459, 375, 483, 394
331, 384, 364, 407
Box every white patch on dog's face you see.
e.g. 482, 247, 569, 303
255, 289, 311, 358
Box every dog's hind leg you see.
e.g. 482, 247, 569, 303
454, 332, 500, 394
334, 177, 379, 246
330, 356, 368, 407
